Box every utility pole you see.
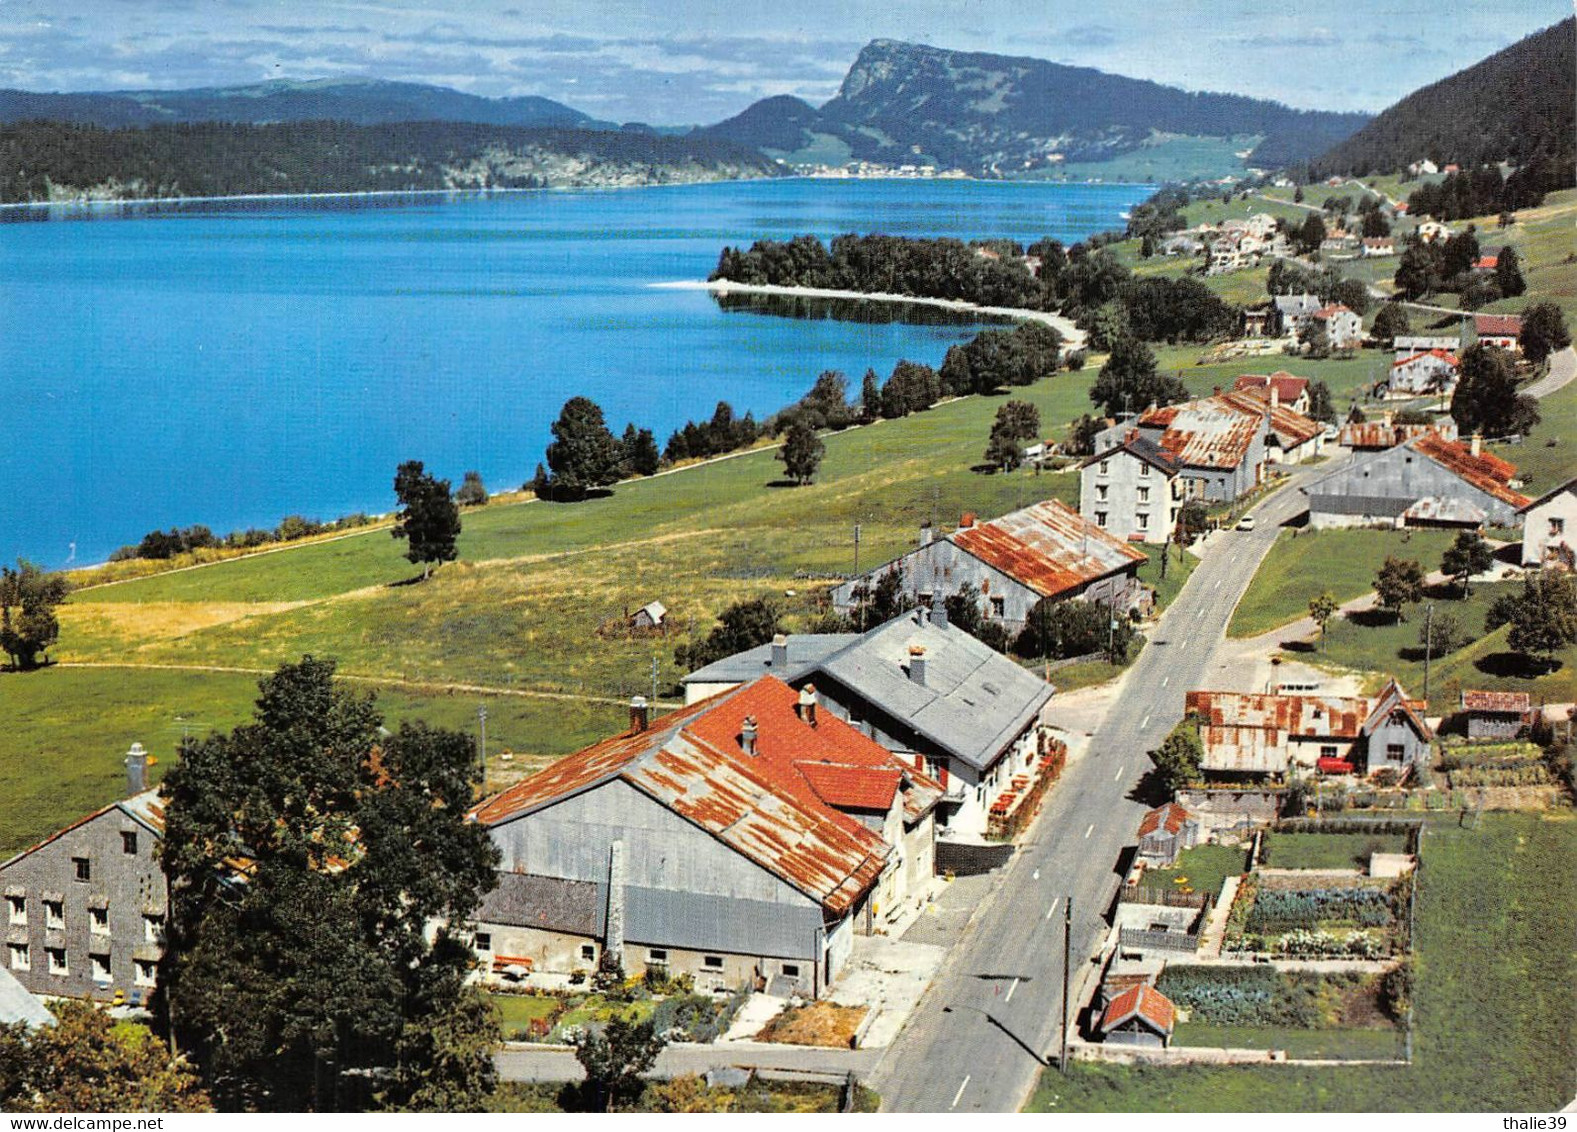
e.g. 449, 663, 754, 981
1422, 602, 1434, 705
1060, 895, 1072, 1074
651, 656, 659, 704
477, 704, 488, 795
854, 523, 863, 632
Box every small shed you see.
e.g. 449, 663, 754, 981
1460, 690, 1532, 740
631, 601, 667, 631
1099, 983, 1176, 1049
1135, 802, 1198, 867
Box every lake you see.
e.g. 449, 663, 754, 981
0, 177, 1150, 567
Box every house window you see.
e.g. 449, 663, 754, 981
46, 947, 67, 976
90, 906, 110, 935
144, 915, 165, 945
90, 952, 112, 983
122, 831, 138, 855
7, 943, 27, 971
5, 895, 23, 925
1098, 461, 1109, 475
781, 963, 800, 978
1137, 486, 1149, 502
1139, 463, 1150, 478
1321, 746, 1338, 759
1095, 511, 1108, 528
72, 857, 90, 882
1137, 513, 1149, 530
44, 899, 63, 930
474, 932, 491, 953
1096, 484, 1108, 501
134, 959, 158, 988
580, 944, 596, 963
989, 596, 1005, 618
1387, 744, 1406, 762
703, 955, 724, 970
648, 949, 668, 965
1552, 518, 1566, 536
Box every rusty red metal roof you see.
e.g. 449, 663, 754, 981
1138, 396, 1265, 470
950, 499, 1146, 600
1339, 421, 1458, 450
1137, 802, 1191, 839
1188, 689, 1372, 739
1215, 389, 1322, 449
470, 677, 941, 914
1461, 689, 1532, 714
1410, 435, 1530, 509
1101, 984, 1176, 1035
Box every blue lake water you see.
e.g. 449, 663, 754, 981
1, 178, 1150, 567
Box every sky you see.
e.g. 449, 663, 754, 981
0, 0, 1569, 125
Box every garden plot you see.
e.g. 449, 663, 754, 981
1223, 874, 1409, 959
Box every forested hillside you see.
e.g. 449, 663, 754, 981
1313, 18, 1574, 179
0, 119, 781, 203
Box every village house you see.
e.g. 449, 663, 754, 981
1099, 983, 1177, 1048
1301, 433, 1531, 529
1475, 313, 1523, 354
1415, 220, 1453, 244
1407, 159, 1439, 177
630, 600, 667, 631
1232, 371, 1311, 416
1186, 680, 1433, 781
1096, 394, 1271, 503
1319, 229, 1360, 258
1080, 432, 1185, 544
1393, 334, 1463, 357
1339, 413, 1459, 451
1135, 802, 1199, 867
1519, 476, 1577, 570
1274, 293, 1323, 339
1310, 303, 1363, 351
1361, 237, 1397, 257
830, 500, 1149, 631
469, 676, 943, 997
1388, 348, 1460, 396
681, 609, 1056, 838
1215, 389, 1325, 465
1240, 301, 1278, 339
1474, 252, 1501, 273
1459, 690, 1533, 740
0, 747, 166, 1004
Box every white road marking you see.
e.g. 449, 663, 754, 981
1195, 607, 1206, 620
1084, 823, 1095, 839
1161, 675, 1169, 687
1114, 764, 1125, 782
1045, 898, 1060, 921
1005, 978, 1019, 1004
952, 1076, 971, 1109
1214, 577, 1223, 591
1141, 714, 1151, 730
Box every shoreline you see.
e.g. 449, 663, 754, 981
654, 279, 1087, 347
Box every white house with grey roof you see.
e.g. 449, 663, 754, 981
682, 608, 1057, 838
1080, 432, 1186, 544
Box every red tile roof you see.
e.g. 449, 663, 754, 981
1391, 348, 1460, 369
1475, 255, 1500, 271
1233, 371, 1309, 404
1475, 314, 1523, 338
950, 499, 1146, 601
470, 678, 941, 913
1313, 304, 1355, 320
1101, 984, 1176, 1036
1461, 690, 1532, 714
1137, 802, 1191, 839
1410, 435, 1530, 509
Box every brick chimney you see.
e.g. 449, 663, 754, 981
740, 715, 758, 756
796, 684, 818, 726
125, 742, 148, 796
629, 695, 649, 733
908, 644, 927, 686
959, 512, 976, 529
770, 633, 788, 669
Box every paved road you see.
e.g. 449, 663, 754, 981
1524, 345, 1576, 400
497, 1040, 879, 1083
869, 459, 1340, 1113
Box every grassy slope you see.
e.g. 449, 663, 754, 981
1228, 528, 1456, 639
1028, 813, 1577, 1111
1491, 376, 1576, 499
1172, 1024, 1403, 1060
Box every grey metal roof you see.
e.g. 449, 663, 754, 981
815, 611, 1054, 773
479, 872, 605, 936
680, 634, 858, 687
0, 966, 52, 1028
624, 884, 823, 960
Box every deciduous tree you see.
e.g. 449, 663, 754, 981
1519, 301, 1571, 365
778, 422, 825, 485
455, 470, 488, 507
391, 461, 461, 580
0, 560, 68, 670
1450, 343, 1540, 438
1441, 531, 1494, 596
673, 599, 781, 671
543, 396, 624, 500
1374, 556, 1426, 621
1149, 717, 1203, 794
1309, 592, 1338, 650
1089, 337, 1186, 418
1506, 570, 1577, 668
574, 1014, 666, 1112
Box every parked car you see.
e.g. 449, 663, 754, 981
1236, 515, 1257, 531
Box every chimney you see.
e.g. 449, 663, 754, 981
1270, 382, 1280, 410
1382, 410, 1393, 428
931, 594, 949, 630
125, 742, 147, 796
1470, 432, 1482, 458
629, 695, 649, 733
740, 715, 758, 756
919, 522, 934, 546
908, 644, 928, 687
1212, 385, 1221, 396
960, 512, 976, 529
770, 633, 788, 669
797, 684, 818, 727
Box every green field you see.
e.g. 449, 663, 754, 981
1227, 528, 1456, 640
1148, 345, 1390, 408
1262, 831, 1410, 871
1023, 135, 1261, 186
1028, 814, 1577, 1111
1172, 1023, 1404, 1061
1491, 376, 1577, 499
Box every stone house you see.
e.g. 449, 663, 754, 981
681, 609, 1057, 839
1519, 476, 1577, 570
1300, 434, 1530, 529
1080, 432, 1186, 545
1274, 293, 1323, 339
0, 748, 166, 1004
830, 500, 1148, 631
1186, 679, 1433, 781
1460, 690, 1532, 740
630, 601, 667, 630
1135, 803, 1198, 867
469, 676, 943, 997
1388, 349, 1459, 395
1361, 237, 1396, 257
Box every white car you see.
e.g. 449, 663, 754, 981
1236, 515, 1257, 531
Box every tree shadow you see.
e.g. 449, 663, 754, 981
1347, 608, 1400, 628
1492, 543, 1523, 566
764, 479, 803, 489
1280, 639, 1317, 654
1127, 768, 1172, 808
386, 574, 428, 588
1398, 646, 1427, 662
971, 462, 1004, 475
1421, 581, 1460, 601
1475, 652, 1562, 678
